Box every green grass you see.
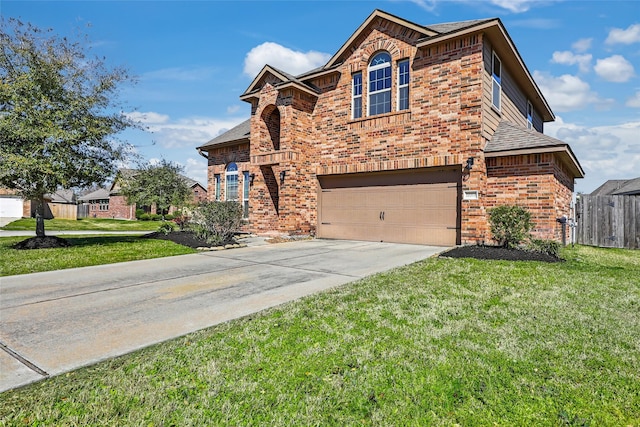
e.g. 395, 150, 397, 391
1, 217, 162, 231
1, 245, 638, 426
0, 235, 196, 276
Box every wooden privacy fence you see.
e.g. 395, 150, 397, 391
48, 203, 77, 220
77, 204, 90, 218
576, 195, 639, 249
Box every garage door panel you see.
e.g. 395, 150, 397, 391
318, 169, 460, 246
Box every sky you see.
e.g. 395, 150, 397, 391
2, 0, 639, 194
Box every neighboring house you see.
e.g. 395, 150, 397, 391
1, 188, 78, 220
78, 169, 207, 220
34, 189, 78, 220
0, 187, 25, 219
576, 177, 639, 249
589, 177, 640, 196
197, 10, 584, 246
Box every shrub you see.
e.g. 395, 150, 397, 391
489, 205, 532, 248
163, 213, 174, 221
526, 238, 560, 258
188, 201, 243, 245
173, 214, 190, 231
150, 214, 162, 221
135, 209, 145, 219
157, 221, 176, 235
138, 213, 150, 221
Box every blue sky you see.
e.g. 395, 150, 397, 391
3, 0, 639, 194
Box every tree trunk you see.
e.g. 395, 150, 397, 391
35, 197, 46, 237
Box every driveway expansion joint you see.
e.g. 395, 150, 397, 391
0, 341, 49, 377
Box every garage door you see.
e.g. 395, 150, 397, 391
317, 168, 460, 246
0, 197, 24, 218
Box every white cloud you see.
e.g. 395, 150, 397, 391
551, 51, 592, 73
626, 91, 640, 108
605, 23, 640, 45
486, 0, 538, 13
533, 71, 605, 112
129, 111, 247, 150
126, 111, 170, 125
243, 42, 331, 78
572, 38, 592, 53
546, 118, 640, 192
182, 157, 208, 187
594, 55, 635, 82
407, 0, 437, 11
226, 105, 241, 114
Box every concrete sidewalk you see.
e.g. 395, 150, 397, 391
0, 238, 446, 392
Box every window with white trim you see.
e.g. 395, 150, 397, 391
242, 171, 250, 219
527, 101, 533, 129
214, 174, 221, 201
225, 163, 238, 201
352, 72, 362, 119
398, 59, 409, 111
368, 52, 392, 116
492, 52, 501, 111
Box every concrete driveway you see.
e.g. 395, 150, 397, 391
0, 239, 446, 392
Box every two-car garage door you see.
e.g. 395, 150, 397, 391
317, 168, 461, 246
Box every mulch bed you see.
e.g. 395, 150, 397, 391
439, 245, 563, 263
12, 236, 71, 250
141, 231, 225, 249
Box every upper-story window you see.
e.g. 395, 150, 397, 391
492, 52, 502, 111
527, 101, 533, 129
225, 162, 238, 201
368, 52, 392, 116
352, 72, 362, 119
397, 59, 410, 111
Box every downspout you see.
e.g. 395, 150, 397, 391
197, 148, 208, 159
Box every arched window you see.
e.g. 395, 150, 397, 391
368, 52, 392, 116
225, 162, 238, 201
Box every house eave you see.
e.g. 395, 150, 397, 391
198, 138, 249, 151
485, 145, 585, 178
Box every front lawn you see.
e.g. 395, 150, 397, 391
0, 235, 196, 276
1, 217, 162, 231
1, 245, 638, 425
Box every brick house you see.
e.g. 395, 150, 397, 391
78, 170, 207, 220
197, 10, 584, 246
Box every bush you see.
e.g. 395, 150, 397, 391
135, 209, 145, 219
173, 213, 190, 231
138, 213, 150, 221
157, 221, 176, 235
526, 238, 560, 258
489, 205, 532, 248
188, 201, 243, 245
163, 213, 174, 221
150, 214, 162, 221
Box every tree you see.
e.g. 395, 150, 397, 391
0, 18, 138, 238
119, 159, 192, 220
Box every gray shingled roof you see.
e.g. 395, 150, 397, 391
47, 189, 76, 204
424, 18, 495, 36
78, 188, 110, 201
198, 119, 251, 150
485, 121, 569, 153
590, 177, 640, 196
